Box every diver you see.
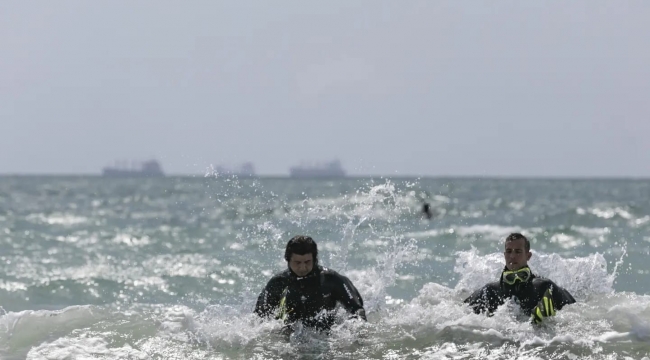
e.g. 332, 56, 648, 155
254, 235, 367, 333
464, 233, 576, 324
417, 190, 433, 220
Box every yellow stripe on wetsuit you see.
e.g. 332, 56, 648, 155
276, 287, 292, 321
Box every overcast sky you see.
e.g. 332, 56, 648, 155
2, 1, 649, 177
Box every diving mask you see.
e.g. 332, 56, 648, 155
502, 267, 531, 285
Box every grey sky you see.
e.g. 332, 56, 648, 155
2, 1, 649, 177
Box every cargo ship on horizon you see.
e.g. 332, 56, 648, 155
102, 159, 164, 177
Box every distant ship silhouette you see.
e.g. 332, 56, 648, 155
289, 159, 346, 178
102, 160, 164, 177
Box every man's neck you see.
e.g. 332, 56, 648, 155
289, 265, 321, 279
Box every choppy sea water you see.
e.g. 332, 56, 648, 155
1, 176, 649, 359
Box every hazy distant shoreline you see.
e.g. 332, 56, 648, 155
1, 174, 648, 180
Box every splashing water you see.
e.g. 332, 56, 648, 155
1, 177, 650, 358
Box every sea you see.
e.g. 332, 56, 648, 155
1, 175, 649, 359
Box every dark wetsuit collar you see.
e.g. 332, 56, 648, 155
288, 265, 322, 281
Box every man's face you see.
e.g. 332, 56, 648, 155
504, 239, 531, 270
288, 253, 314, 277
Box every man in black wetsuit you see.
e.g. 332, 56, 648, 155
254, 235, 367, 332
464, 233, 576, 324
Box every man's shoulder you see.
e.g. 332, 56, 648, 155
464, 280, 504, 312
477, 281, 501, 292
531, 276, 573, 293
319, 266, 347, 280
531, 276, 558, 289
465, 281, 501, 300
267, 269, 291, 283
531, 276, 570, 295
530, 275, 576, 305
320, 267, 360, 288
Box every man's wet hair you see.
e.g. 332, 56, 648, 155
505, 233, 530, 252
284, 235, 318, 262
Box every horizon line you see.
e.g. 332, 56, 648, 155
1, 173, 649, 180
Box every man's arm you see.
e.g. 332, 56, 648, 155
552, 283, 576, 310
531, 281, 576, 324
332, 274, 367, 320
254, 276, 285, 318
464, 282, 503, 315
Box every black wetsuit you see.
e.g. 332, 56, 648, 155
464, 266, 576, 316
255, 265, 366, 331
